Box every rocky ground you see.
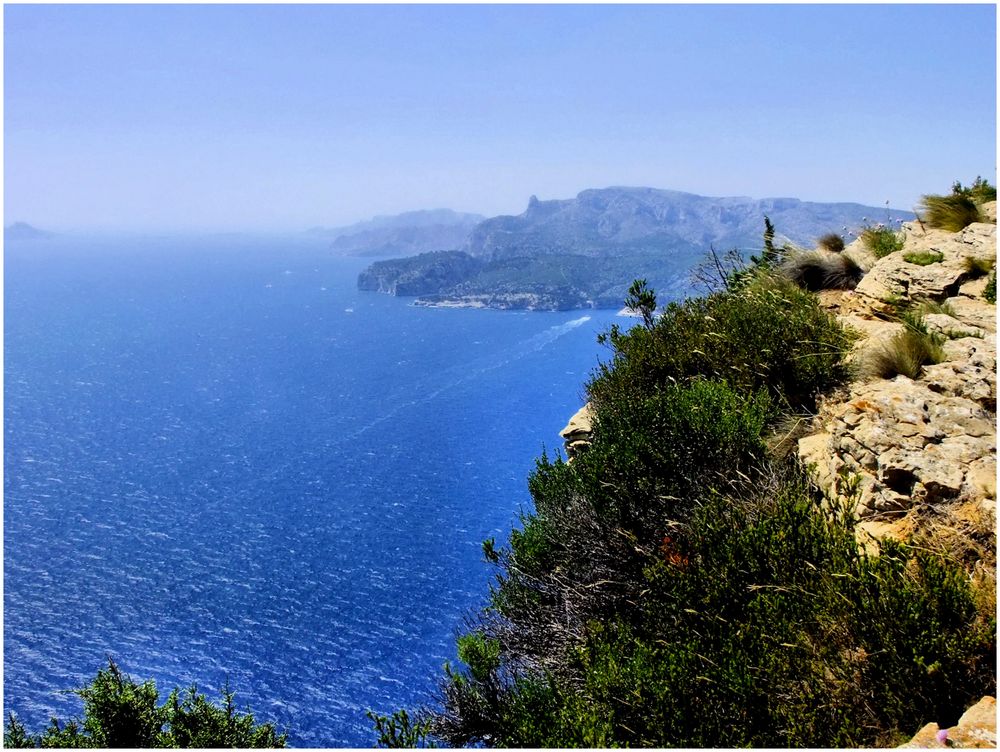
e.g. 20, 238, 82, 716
796, 212, 996, 575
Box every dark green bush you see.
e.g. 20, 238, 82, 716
378, 275, 993, 749
418, 469, 995, 748
985, 270, 996, 304
588, 273, 853, 413
4, 659, 285, 748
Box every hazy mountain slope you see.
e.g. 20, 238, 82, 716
359, 188, 916, 310
464, 188, 914, 260
4, 222, 55, 240
312, 209, 484, 257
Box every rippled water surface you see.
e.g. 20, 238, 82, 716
4, 235, 624, 746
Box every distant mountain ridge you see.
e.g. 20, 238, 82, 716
464, 187, 913, 260
312, 209, 484, 257
358, 187, 916, 311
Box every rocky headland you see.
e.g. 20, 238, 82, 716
357, 187, 915, 311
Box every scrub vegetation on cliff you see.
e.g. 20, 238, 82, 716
372, 222, 996, 748
4, 659, 285, 748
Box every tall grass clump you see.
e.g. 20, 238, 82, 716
373, 266, 995, 749
861, 225, 904, 258
817, 232, 845, 253
920, 194, 982, 232
984, 270, 996, 304
779, 251, 863, 291
915, 298, 956, 317
964, 256, 994, 278
919, 178, 996, 232
862, 312, 945, 380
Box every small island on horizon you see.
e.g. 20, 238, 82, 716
4, 222, 55, 241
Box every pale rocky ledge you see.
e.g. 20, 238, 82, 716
798, 213, 995, 559
558, 204, 997, 744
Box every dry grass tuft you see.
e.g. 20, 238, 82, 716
963, 256, 995, 278
919, 194, 982, 232
861, 318, 945, 380
817, 232, 846, 253
779, 251, 864, 291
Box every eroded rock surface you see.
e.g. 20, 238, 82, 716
799, 218, 996, 559
559, 403, 594, 459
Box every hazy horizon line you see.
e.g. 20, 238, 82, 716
5, 182, 939, 237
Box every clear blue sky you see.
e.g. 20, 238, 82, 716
4, 4, 997, 233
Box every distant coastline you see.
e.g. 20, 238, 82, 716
356, 186, 915, 312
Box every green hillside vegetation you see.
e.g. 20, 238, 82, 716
372, 232, 995, 747
4, 659, 285, 748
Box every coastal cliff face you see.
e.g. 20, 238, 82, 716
356, 251, 483, 295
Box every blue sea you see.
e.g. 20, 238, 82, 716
4, 235, 630, 746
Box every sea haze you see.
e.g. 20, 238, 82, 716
3, 235, 627, 746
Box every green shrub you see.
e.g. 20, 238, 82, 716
903, 250, 944, 265
861, 225, 905, 258
378, 275, 992, 750
589, 273, 853, 413
493, 380, 774, 653
4, 659, 285, 748
985, 270, 996, 304
952, 176, 997, 204
945, 328, 984, 340
779, 251, 863, 291
920, 194, 982, 232
369, 710, 436, 749
817, 232, 846, 253
417, 468, 995, 748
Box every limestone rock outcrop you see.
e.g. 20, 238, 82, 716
559, 403, 593, 459
854, 222, 995, 303
798, 218, 996, 560
900, 696, 997, 748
